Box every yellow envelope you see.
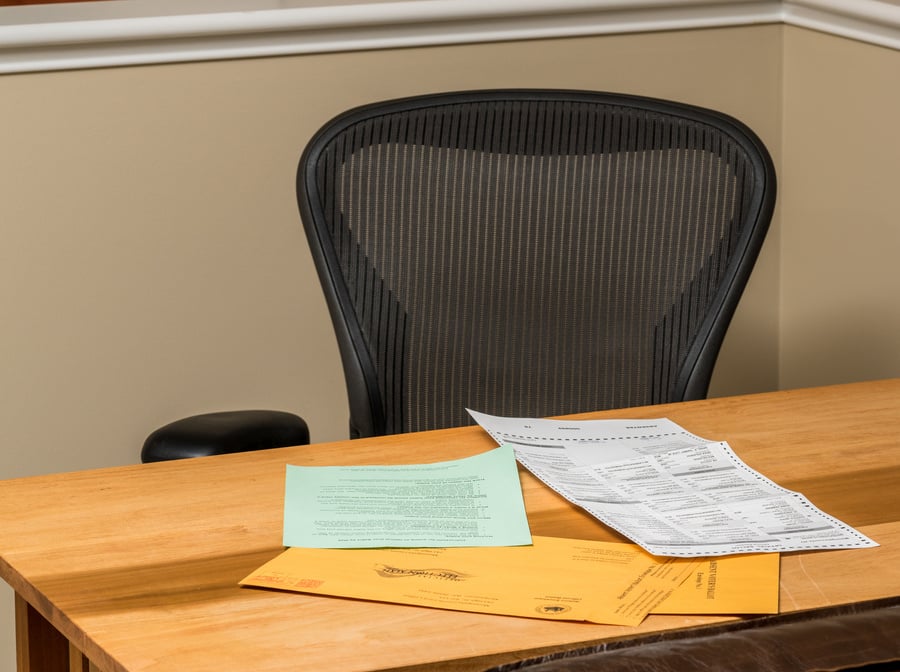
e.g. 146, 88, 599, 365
653, 553, 780, 614
241, 536, 700, 626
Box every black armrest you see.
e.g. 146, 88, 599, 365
141, 410, 310, 462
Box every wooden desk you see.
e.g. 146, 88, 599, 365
2, 380, 899, 672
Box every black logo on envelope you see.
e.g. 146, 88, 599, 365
374, 565, 470, 581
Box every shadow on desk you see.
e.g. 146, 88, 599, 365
486, 597, 900, 672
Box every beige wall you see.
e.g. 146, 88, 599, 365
0, 24, 784, 481
780, 26, 900, 389
4, 21, 897, 671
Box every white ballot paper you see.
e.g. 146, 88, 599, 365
468, 410, 877, 557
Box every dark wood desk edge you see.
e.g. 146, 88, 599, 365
384, 596, 900, 672
489, 596, 900, 671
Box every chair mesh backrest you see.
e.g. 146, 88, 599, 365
298, 90, 775, 438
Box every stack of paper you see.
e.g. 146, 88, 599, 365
241, 440, 783, 624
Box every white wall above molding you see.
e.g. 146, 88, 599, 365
0, 0, 897, 74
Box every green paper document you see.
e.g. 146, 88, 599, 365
283, 445, 532, 548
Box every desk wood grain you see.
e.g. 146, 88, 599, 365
1, 379, 899, 672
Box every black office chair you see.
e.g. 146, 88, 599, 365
142, 89, 776, 460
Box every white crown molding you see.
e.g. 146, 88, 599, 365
0, 0, 896, 74
784, 0, 900, 50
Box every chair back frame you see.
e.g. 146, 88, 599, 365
297, 90, 776, 438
